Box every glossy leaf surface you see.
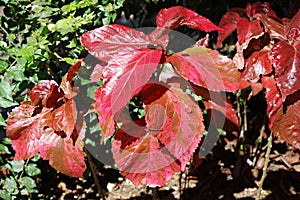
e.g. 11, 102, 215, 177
156, 6, 221, 32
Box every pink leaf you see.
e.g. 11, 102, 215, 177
6, 101, 46, 159
170, 46, 249, 92
271, 41, 300, 101
112, 86, 204, 186
272, 100, 300, 149
156, 6, 221, 32
39, 123, 86, 178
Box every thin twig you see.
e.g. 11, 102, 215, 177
84, 147, 106, 199
152, 187, 159, 200
255, 133, 272, 200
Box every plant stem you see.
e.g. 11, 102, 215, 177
84, 147, 106, 199
152, 187, 159, 200
255, 133, 272, 200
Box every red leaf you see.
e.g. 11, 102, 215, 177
271, 41, 300, 101
170, 46, 249, 92
241, 49, 273, 82
43, 99, 77, 138
90, 63, 105, 82
237, 19, 263, 45
29, 80, 64, 107
60, 60, 82, 99
217, 11, 240, 48
261, 77, 283, 129
204, 100, 239, 132
248, 82, 264, 99
112, 86, 204, 186
272, 100, 300, 149
94, 49, 162, 138
245, 2, 277, 19
80, 25, 167, 80
139, 82, 170, 105
156, 6, 221, 32
6, 102, 46, 159
286, 10, 300, 43
6, 65, 86, 177
39, 122, 86, 178
261, 15, 285, 41
66, 59, 83, 83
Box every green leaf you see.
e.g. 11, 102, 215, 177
0, 61, 8, 72
16, 57, 27, 67
31, 154, 40, 162
62, 57, 77, 65
0, 113, 6, 126
10, 160, 25, 173
0, 190, 11, 200
4, 66, 26, 81
0, 80, 13, 101
20, 176, 37, 190
3, 177, 18, 194
2, 138, 12, 145
87, 85, 98, 99
0, 96, 19, 108
0, 144, 11, 154
25, 163, 41, 176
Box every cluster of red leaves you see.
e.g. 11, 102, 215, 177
217, 2, 300, 149
80, 6, 247, 186
6, 3, 299, 187
6, 60, 86, 177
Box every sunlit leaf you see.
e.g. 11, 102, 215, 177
156, 6, 221, 32
112, 86, 204, 186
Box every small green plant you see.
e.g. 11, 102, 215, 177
0, 138, 41, 200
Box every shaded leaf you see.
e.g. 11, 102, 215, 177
217, 10, 240, 48
272, 100, 300, 149
204, 100, 239, 133
29, 80, 64, 107
237, 18, 263, 45
244, 2, 277, 19
286, 10, 300, 43
139, 82, 170, 105
156, 6, 221, 32
25, 163, 41, 176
